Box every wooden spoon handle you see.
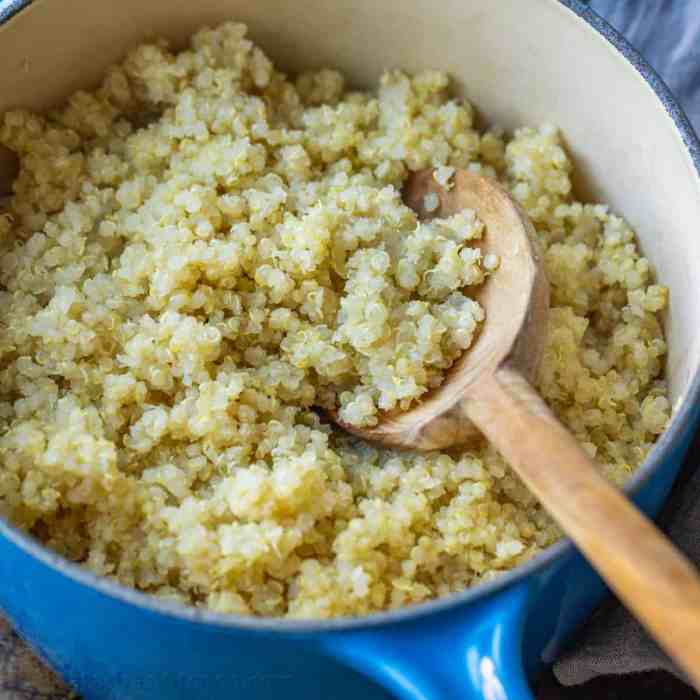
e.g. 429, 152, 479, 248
464, 366, 700, 689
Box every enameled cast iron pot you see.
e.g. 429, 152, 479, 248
0, 1, 699, 698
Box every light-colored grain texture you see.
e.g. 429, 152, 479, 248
0, 22, 670, 618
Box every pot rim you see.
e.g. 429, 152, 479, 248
1, 0, 699, 634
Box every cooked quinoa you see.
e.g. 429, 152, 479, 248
0, 23, 670, 618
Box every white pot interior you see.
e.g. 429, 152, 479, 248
1, 0, 699, 414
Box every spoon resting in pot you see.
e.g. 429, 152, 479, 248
333, 168, 700, 689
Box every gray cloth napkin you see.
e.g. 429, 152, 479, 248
554, 4, 700, 684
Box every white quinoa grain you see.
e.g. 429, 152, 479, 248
423, 192, 440, 212
434, 165, 456, 190
483, 253, 500, 271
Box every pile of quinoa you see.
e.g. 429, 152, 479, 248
0, 23, 670, 618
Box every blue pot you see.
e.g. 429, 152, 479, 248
0, 1, 699, 698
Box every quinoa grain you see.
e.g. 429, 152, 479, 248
0, 23, 669, 618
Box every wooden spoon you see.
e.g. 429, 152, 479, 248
334, 168, 700, 689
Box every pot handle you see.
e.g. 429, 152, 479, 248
322, 579, 536, 700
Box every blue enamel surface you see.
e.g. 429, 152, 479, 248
0, 1, 699, 699
0, 534, 394, 700
321, 579, 535, 700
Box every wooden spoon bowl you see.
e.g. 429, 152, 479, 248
335, 169, 549, 450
